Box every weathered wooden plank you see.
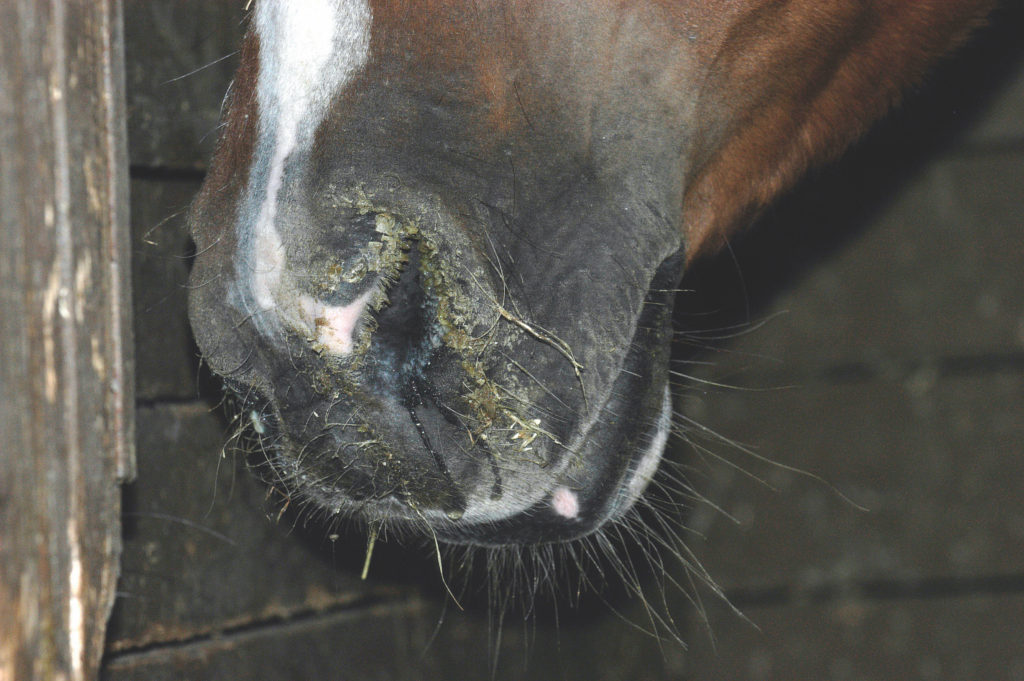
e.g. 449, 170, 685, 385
0, 0, 133, 679
123, 1, 245, 169
935, 3, 1024, 148
103, 603, 433, 681
104, 592, 687, 681
106, 404, 388, 652
678, 148, 1024, 379
680, 373, 1024, 592
684, 593, 1024, 680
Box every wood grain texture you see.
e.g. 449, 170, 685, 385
0, 1, 133, 679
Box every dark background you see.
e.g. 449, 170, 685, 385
103, 3, 1023, 679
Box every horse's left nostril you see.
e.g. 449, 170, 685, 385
367, 239, 440, 375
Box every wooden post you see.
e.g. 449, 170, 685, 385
0, 1, 134, 680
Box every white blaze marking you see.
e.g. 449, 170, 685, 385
252, 220, 284, 309
551, 486, 580, 519
249, 0, 373, 356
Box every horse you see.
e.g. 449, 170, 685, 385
187, 0, 995, 550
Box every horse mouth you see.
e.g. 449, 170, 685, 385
209, 213, 684, 547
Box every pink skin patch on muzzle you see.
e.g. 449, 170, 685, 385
550, 486, 580, 519
299, 289, 375, 355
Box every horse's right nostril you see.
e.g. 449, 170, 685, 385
369, 242, 439, 377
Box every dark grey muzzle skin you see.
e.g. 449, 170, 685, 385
187, 35, 688, 547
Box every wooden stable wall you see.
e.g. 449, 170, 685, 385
1, 2, 132, 680
98, 3, 1022, 681
677, 5, 1024, 678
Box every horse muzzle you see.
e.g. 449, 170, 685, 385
188, 177, 684, 546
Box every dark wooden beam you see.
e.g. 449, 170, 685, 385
0, 1, 133, 679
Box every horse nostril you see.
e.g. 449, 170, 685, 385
238, 195, 495, 524
369, 240, 439, 376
